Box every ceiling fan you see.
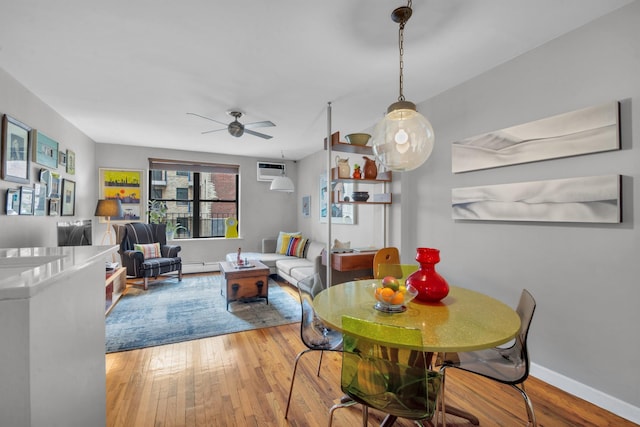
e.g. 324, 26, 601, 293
187, 111, 275, 139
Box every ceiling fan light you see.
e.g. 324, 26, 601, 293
270, 176, 295, 192
371, 101, 435, 172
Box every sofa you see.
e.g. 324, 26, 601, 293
226, 235, 325, 288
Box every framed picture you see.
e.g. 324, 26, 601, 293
49, 198, 60, 216
1, 114, 31, 183
33, 131, 59, 169
61, 179, 76, 216
33, 182, 47, 216
99, 168, 142, 221
6, 188, 19, 215
50, 172, 61, 198
40, 168, 53, 197
66, 149, 75, 174
19, 186, 34, 215
58, 150, 67, 168
319, 174, 356, 225
302, 195, 311, 218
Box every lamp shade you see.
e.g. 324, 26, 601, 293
270, 176, 295, 192
371, 101, 435, 172
94, 199, 123, 218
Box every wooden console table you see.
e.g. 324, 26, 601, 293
322, 251, 375, 272
105, 267, 127, 315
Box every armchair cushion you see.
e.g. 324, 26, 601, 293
134, 242, 161, 259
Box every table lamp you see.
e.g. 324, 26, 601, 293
94, 199, 123, 245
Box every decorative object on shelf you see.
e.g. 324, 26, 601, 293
352, 163, 362, 179
1, 114, 31, 184
95, 199, 124, 244
335, 155, 350, 178
362, 156, 378, 179
352, 191, 369, 202
345, 133, 371, 146
406, 248, 449, 303
370, 1, 435, 172
320, 174, 356, 224
270, 151, 295, 192
224, 217, 238, 238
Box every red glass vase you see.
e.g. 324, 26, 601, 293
406, 248, 449, 303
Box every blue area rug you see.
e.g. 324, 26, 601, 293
105, 275, 300, 353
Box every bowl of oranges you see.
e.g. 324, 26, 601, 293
372, 276, 419, 313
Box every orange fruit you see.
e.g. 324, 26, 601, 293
379, 287, 395, 303
390, 291, 405, 305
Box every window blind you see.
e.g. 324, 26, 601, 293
148, 158, 239, 174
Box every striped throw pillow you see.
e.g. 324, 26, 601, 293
277, 232, 301, 254
134, 243, 161, 259
285, 237, 309, 258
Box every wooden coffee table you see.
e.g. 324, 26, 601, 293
219, 260, 270, 310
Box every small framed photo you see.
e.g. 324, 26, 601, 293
1, 114, 31, 184
49, 198, 60, 216
6, 188, 19, 215
50, 172, 61, 198
58, 150, 67, 168
19, 186, 34, 215
33, 131, 59, 169
66, 149, 75, 174
302, 195, 311, 218
61, 179, 75, 216
33, 183, 47, 216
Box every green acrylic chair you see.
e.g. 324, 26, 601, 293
376, 263, 420, 282
328, 316, 442, 427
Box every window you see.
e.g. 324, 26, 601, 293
148, 158, 239, 239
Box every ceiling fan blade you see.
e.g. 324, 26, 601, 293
244, 128, 273, 139
201, 128, 227, 135
186, 112, 228, 126
244, 120, 275, 129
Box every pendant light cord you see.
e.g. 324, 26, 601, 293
397, 0, 412, 102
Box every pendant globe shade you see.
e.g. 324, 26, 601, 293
270, 176, 295, 192
371, 101, 434, 171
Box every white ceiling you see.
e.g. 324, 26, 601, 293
0, 0, 633, 161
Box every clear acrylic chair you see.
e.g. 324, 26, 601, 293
328, 315, 442, 427
439, 289, 537, 427
284, 273, 343, 419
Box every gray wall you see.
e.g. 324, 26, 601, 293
398, 2, 639, 416
0, 69, 97, 248
94, 143, 298, 268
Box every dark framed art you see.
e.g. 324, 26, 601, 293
33, 131, 59, 169
61, 179, 76, 216
49, 198, 60, 216
58, 150, 67, 168
1, 114, 31, 183
66, 149, 75, 174
19, 186, 34, 215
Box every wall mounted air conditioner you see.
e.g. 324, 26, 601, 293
257, 162, 286, 181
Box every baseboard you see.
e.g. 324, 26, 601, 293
531, 363, 640, 424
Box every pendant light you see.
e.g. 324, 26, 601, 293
270, 151, 295, 192
371, 1, 435, 172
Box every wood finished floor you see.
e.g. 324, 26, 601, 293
106, 279, 637, 427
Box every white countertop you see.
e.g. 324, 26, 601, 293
0, 245, 117, 300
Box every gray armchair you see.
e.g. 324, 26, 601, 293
114, 222, 182, 290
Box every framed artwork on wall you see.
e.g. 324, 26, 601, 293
319, 174, 355, 225
19, 186, 34, 215
6, 188, 19, 215
1, 114, 31, 183
33, 131, 59, 169
66, 149, 75, 174
61, 179, 76, 216
50, 172, 61, 198
302, 195, 311, 218
58, 150, 67, 168
33, 182, 47, 216
49, 198, 60, 216
99, 168, 142, 221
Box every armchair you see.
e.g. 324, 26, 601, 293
114, 222, 183, 290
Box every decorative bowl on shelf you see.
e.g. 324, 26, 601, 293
370, 280, 419, 313
352, 191, 370, 202
345, 133, 371, 146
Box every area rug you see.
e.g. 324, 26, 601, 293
105, 275, 301, 353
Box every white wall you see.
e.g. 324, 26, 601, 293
0, 69, 97, 248
401, 3, 639, 420
94, 143, 299, 267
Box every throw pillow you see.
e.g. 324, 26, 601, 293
276, 231, 301, 254
285, 237, 309, 258
134, 242, 161, 259
332, 239, 351, 250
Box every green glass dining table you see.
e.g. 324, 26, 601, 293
313, 279, 521, 425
